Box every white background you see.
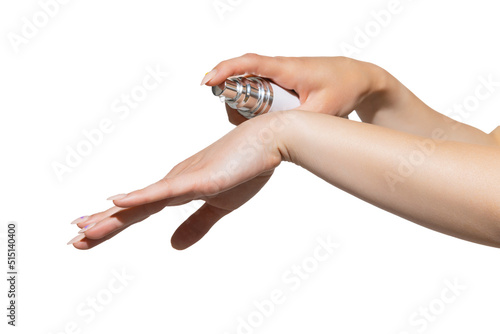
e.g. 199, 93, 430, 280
1, 0, 500, 333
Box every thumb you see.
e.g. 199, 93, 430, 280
110, 172, 200, 208
171, 203, 231, 250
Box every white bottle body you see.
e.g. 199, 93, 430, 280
268, 82, 301, 113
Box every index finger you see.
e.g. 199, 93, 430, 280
204, 53, 296, 89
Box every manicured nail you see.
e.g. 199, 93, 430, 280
78, 222, 97, 234
200, 69, 217, 86
71, 215, 90, 224
67, 233, 86, 245
107, 193, 127, 201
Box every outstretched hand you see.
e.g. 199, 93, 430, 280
69, 111, 290, 250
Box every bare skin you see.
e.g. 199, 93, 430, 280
69, 54, 500, 250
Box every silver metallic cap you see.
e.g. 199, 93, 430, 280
212, 77, 274, 118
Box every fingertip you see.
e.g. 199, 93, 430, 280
106, 193, 128, 201
206, 55, 264, 86
108, 193, 137, 208
170, 226, 195, 250
111, 199, 131, 208
171, 237, 188, 251
72, 241, 88, 250
204, 71, 225, 86
107, 193, 134, 207
200, 69, 218, 86
110, 179, 171, 208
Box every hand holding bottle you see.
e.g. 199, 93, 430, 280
201, 53, 389, 124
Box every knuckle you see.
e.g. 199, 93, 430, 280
168, 161, 188, 177
158, 178, 171, 195
273, 55, 287, 63
240, 53, 263, 66
336, 56, 354, 65
242, 52, 260, 60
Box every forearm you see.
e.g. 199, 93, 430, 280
355, 62, 498, 146
277, 110, 500, 247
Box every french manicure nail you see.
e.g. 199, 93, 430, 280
200, 69, 217, 86
107, 193, 127, 201
71, 215, 90, 224
78, 222, 97, 234
67, 233, 86, 245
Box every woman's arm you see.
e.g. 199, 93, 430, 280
71, 110, 500, 249
355, 65, 500, 147
71, 55, 500, 250
278, 110, 500, 247
204, 54, 499, 147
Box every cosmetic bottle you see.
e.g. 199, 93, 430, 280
212, 76, 301, 119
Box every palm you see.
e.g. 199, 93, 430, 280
202, 170, 273, 211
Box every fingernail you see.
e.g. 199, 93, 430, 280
71, 216, 89, 224
107, 193, 127, 201
67, 233, 86, 245
78, 222, 97, 234
200, 69, 217, 86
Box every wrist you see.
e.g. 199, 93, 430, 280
355, 61, 396, 120
364, 61, 391, 96
261, 110, 301, 163
241, 110, 298, 167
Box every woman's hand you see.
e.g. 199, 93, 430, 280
68, 111, 292, 250
201, 53, 388, 124
203, 54, 498, 147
